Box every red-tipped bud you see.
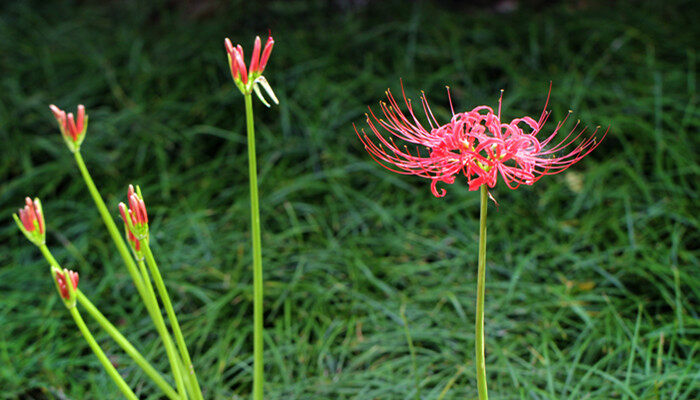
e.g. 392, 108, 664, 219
259, 35, 275, 72
225, 34, 274, 95
49, 104, 66, 121
132, 196, 143, 224
56, 269, 79, 300
224, 38, 240, 79
49, 104, 88, 151
121, 185, 149, 247
228, 57, 240, 79
249, 36, 262, 74
138, 198, 148, 224
15, 197, 45, 245
224, 38, 235, 55
235, 52, 248, 84
77, 105, 85, 133
67, 113, 78, 141
128, 195, 139, 222
22, 197, 37, 231
118, 202, 129, 224
119, 202, 141, 252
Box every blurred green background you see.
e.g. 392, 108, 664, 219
0, 0, 697, 399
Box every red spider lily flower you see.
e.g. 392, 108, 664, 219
224, 35, 278, 106
55, 268, 79, 301
356, 83, 606, 197
13, 197, 46, 246
118, 185, 149, 257
49, 104, 88, 152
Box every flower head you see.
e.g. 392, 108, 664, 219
13, 197, 46, 246
356, 83, 606, 197
53, 267, 79, 307
118, 185, 149, 258
55, 268, 79, 300
49, 104, 88, 152
224, 35, 278, 106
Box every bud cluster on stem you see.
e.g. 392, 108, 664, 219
13, 32, 282, 400
13, 95, 209, 398
54, 268, 79, 300
118, 184, 149, 259
224, 33, 281, 400
49, 104, 88, 152
13, 197, 45, 246
225, 35, 279, 106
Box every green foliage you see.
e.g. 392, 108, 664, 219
0, 0, 697, 398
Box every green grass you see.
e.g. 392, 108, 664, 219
1, 0, 698, 398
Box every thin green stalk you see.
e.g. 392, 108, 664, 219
475, 185, 489, 400
244, 92, 264, 400
39, 244, 60, 269
73, 151, 146, 298
73, 150, 189, 393
137, 258, 189, 399
77, 291, 180, 400
143, 242, 203, 400
178, 356, 196, 398
68, 306, 138, 400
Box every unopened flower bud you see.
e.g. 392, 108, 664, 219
224, 34, 277, 103
13, 197, 46, 246
49, 104, 88, 152
53, 267, 79, 308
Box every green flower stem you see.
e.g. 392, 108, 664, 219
136, 259, 189, 399
68, 305, 138, 400
178, 356, 196, 398
244, 92, 264, 400
73, 150, 187, 393
475, 185, 489, 400
143, 242, 202, 400
73, 151, 146, 299
76, 291, 180, 400
39, 244, 60, 269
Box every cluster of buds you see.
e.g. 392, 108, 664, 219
52, 267, 79, 308
13, 197, 45, 246
49, 104, 88, 152
13, 197, 79, 306
225, 35, 279, 106
118, 185, 149, 259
